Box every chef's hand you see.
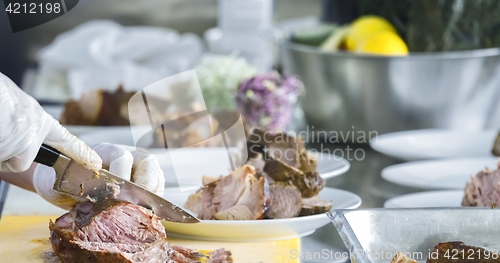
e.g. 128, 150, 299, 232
33, 143, 165, 210
0, 72, 102, 173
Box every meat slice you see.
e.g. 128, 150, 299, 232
185, 183, 218, 220
185, 165, 268, 220
60, 86, 139, 126
265, 183, 302, 219
299, 196, 333, 216
462, 167, 500, 207
247, 128, 305, 167
264, 157, 325, 198
298, 151, 317, 174
50, 199, 232, 263
212, 165, 267, 220
184, 191, 203, 217
426, 242, 500, 263
208, 249, 233, 263
247, 153, 275, 184
391, 252, 417, 263
246, 128, 317, 173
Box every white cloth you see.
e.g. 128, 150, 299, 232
34, 20, 204, 101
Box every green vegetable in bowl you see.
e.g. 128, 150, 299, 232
292, 24, 338, 46
320, 25, 350, 51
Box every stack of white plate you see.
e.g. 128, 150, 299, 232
370, 129, 498, 208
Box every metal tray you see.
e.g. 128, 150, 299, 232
328, 208, 500, 263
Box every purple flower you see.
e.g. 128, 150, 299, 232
236, 71, 303, 132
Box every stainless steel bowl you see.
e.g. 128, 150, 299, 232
279, 37, 500, 141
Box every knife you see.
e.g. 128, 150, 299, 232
34, 144, 199, 223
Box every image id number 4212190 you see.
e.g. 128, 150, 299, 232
5, 2, 62, 14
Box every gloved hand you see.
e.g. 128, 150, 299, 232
0, 72, 102, 173
33, 143, 165, 210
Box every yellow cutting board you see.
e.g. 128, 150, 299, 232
0, 216, 300, 263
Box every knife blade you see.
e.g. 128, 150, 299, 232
34, 144, 199, 223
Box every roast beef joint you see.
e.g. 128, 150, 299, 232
49, 199, 232, 263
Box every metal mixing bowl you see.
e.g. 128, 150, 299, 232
279, 35, 500, 141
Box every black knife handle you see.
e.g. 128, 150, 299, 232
34, 144, 61, 167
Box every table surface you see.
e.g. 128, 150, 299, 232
1, 143, 425, 263
299, 143, 424, 263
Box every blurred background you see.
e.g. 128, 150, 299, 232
0, 0, 320, 84
1, 0, 500, 139
3, 2, 500, 260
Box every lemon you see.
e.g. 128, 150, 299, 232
356, 31, 408, 56
345, 16, 396, 51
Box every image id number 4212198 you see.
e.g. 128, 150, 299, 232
5, 2, 62, 13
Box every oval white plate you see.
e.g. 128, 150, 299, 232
371, 129, 497, 161
162, 187, 361, 241
382, 157, 498, 190
384, 190, 463, 208
79, 128, 351, 184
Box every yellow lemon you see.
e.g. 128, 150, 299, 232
356, 31, 408, 56
345, 16, 397, 51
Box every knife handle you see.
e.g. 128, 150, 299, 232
34, 144, 61, 167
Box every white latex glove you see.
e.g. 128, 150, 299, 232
0, 72, 102, 172
33, 143, 165, 210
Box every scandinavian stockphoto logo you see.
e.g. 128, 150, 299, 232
4, 0, 79, 33
127, 70, 248, 191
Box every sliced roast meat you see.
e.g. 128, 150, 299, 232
298, 151, 317, 174
50, 199, 232, 263
184, 175, 220, 219
212, 165, 267, 220
202, 175, 221, 186
300, 171, 325, 198
246, 128, 317, 174
247, 128, 304, 167
185, 184, 218, 220
214, 176, 267, 220
185, 165, 268, 220
264, 157, 325, 198
265, 183, 302, 219
426, 242, 500, 263
391, 252, 417, 263
246, 153, 274, 184
208, 249, 234, 263
263, 157, 303, 182
60, 86, 139, 127
184, 191, 203, 216
462, 167, 500, 207
246, 153, 266, 173
212, 166, 254, 212
299, 196, 333, 216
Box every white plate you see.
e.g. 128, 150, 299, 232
371, 129, 497, 161
384, 190, 463, 208
43, 105, 128, 136
382, 157, 499, 190
162, 187, 361, 241
313, 152, 350, 180
79, 128, 351, 185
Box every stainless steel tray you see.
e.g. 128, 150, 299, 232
328, 208, 500, 263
